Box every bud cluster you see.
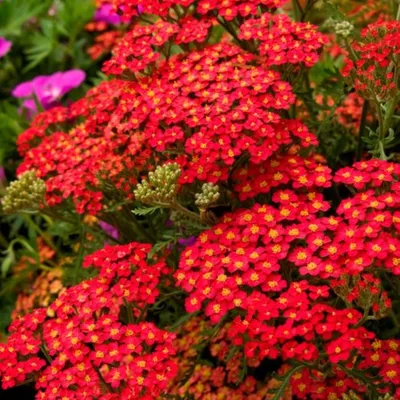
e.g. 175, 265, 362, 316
134, 163, 181, 204
334, 21, 354, 38
2, 171, 46, 214
170, 210, 187, 224
195, 183, 220, 209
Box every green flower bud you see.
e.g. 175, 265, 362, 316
134, 163, 181, 204
195, 183, 220, 208
342, 391, 361, 400
334, 21, 354, 38
170, 210, 187, 224
2, 171, 46, 214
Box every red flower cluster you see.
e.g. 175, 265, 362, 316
239, 13, 326, 66
12, 2, 400, 398
103, 20, 179, 75
88, 30, 123, 60
343, 21, 400, 101
0, 243, 177, 399
18, 35, 322, 213
175, 158, 400, 396
96, 0, 288, 20
334, 160, 400, 276
335, 92, 372, 133
170, 317, 292, 399
17, 80, 143, 214
17, 107, 71, 156
232, 153, 331, 200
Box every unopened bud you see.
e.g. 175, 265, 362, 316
195, 183, 220, 208
2, 171, 46, 214
334, 21, 354, 38
134, 163, 181, 204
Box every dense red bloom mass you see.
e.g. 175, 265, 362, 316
6, 0, 400, 398
96, 0, 289, 20
239, 13, 326, 66
18, 37, 323, 214
169, 317, 293, 399
175, 161, 400, 396
0, 243, 177, 399
343, 20, 400, 100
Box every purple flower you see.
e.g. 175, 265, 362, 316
0, 37, 11, 58
95, 4, 122, 25
98, 221, 120, 241
178, 236, 197, 247
12, 69, 85, 115
137, 4, 144, 15
0, 167, 6, 185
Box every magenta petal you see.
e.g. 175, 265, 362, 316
58, 69, 86, 94
95, 4, 122, 25
12, 81, 35, 98
12, 69, 85, 112
0, 37, 11, 58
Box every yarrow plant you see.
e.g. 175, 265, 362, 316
0, 243, 177, 399
1, 0, 400, 399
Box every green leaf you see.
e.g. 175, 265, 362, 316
321, 0, 347, 21
132, 206, 161, 216
168, 312, 198, 332
24, 20, 58, 71
1, 249, 15, 278
0, 0, 51, 37
148, 239, 175, 260
269, 365, 305, 400
57, 0, 95, 38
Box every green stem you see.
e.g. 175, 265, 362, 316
344, 38, 359, 62
24, 215, 56, 251
40, 345, 53, 365
382, 94, 400, 138
354, 306, 374, 328
216, 17, 252, 52
39, 264, 53, 272
124, 299, 134, 324
356, 100, 369, 161
122, 204, 155, 243
172, 201, 202, 222
292, 0, 303, 21
301, 0, 318, 21
95, 367, 114, 393
148, 199, 201, 223
0, 233, 9, 249
137, 305, 148, 323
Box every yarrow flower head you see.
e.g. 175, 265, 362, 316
342, 21, 400, 101
175, 191, 400, 395
0, 243, 177, 398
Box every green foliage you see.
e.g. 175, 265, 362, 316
22, 0, 95, 71
0, 102, 26, 167
57, 0, 96, 39
24, 19, 59, 71
0, 0, 51, 37
268, 365, 305, 400
132, 206, 162, 216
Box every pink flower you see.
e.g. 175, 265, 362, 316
98, 221, 120, 241
95, 4, 122, 25
0, 37, 11, 58
12, 69, 85, 116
